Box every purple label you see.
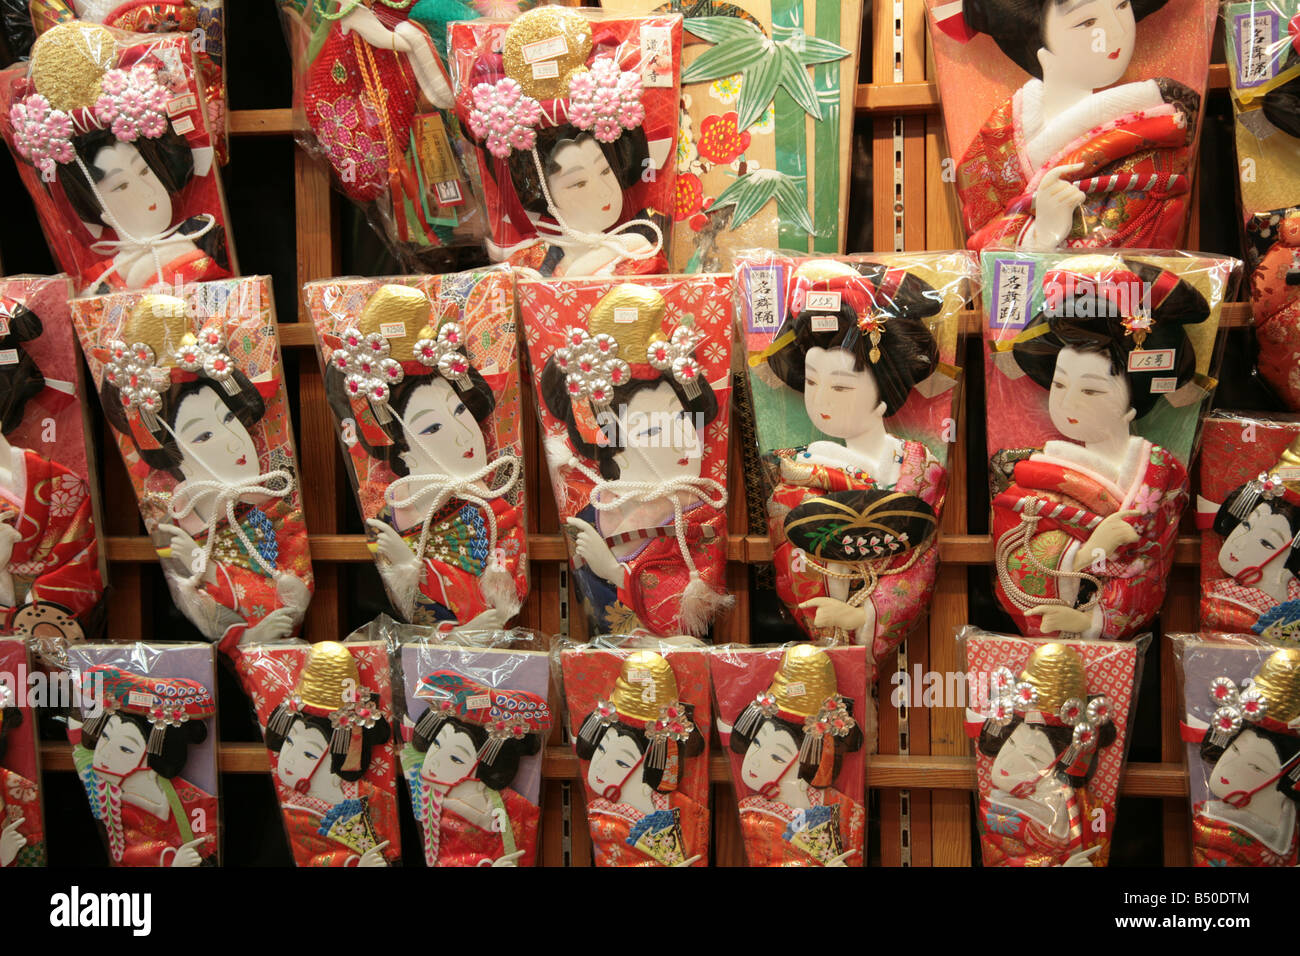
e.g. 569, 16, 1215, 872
1234, 9, 1281, 88
991, 258, 1036, 330
744, 264, 786, 334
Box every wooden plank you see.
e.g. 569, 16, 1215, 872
1160, 567, 1196, 866
229, 108, 294, 136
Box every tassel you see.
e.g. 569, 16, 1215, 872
734, 702, 764, 739
678, 571, 734, 637
647, 734, 668, 774
83, 711, 110, 741
479, 735, 505, 766
798, 729, 822, 775
148, 720, 167, 756
576, 710, 606, 749
267, 704, 296, 738
479, 561, 521, 618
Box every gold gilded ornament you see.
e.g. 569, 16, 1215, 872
30, 22, 116, 111
768, 644, 838, 718
358, 285, 431, 362
502, 6, 592, 101
1252, 649, 1300, 724
294, 641, 361, 714
611, 650, 678, 724
587, 285, 667, 365
1018, 643, 1087, 714
123, 295, 197, 364
1272, 434, 1300, 497
792, 259, 859, 284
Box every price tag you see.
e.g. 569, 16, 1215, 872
810, 316, 839, 333
1150, 377, 1177, 394
532, 60, 559, 80
466, 694, 491, 710
171, 116, 195, 136
1126, 348, 1175, 372
127, 691, 155, 709
522, 35, 567, 63
0, 350, 17, 366
166, 94, 197, 117
806, 291, 841, 312
614, 308, 639, 324
379, 322, 406, 339
786, 681, 806, 697
628, 668, 651, 683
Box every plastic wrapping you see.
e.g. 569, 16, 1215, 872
0, 21, 235, 294
449, 7, 682, 276
304, 269, 526, 629
0, 277, 105, 651
276, 1, 486, 265
1223, 0, 1300, 408
960, 625, 1147, 867
378, 614, 551, 867
982, 249, 1237, 640
0, 635, 45, 866
599, 0, 866, 271
28, 1, 228, 165
556, 636, 710, 866
71, 278, 314, 654
925, 0, 1216, 252
709, 641, 868, 866
1195, 412, 1300, 637
736, 251, 975, 665
1172, 632, 1300, 865
66, 640, 220, 866
520, 273, 733, 637
233, 636, 401, 867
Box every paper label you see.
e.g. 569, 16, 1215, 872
786, 681, 806, 697
127, 691, 154, 709
810, 315, 839, 332
613, 307, 639, 324
806, 291, 842, 312
0, 350, 18, 366
628, 668, 651, 682
640, 24, 673, 88
1276, 466, 1300, 481
745, 266, 781, 333
1150, 377, 1177, 394
531, 60, 559, 80
379, 322, 406, 338
466, 694, 491, 710
1127, 348, 1175, 372
435, 180, 464, 206
521, 35, 567, 63
166, 93, 197, 117
992, 259, 1035, 330
171, 116, 195, 136
1234, 10, 1280, 87
414, 113, 459, 185
0, 318, 9, 337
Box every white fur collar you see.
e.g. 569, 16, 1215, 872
1039, 435, 1148, 499
1017, 78, 1164, 172
1201, 798, 1296, 856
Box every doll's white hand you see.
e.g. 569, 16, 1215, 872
567, 518, 624, 584
338, 5, 407, 50
170, 837, 206, 867
824, 848, 858, 867
1073, 510, 1142, 571
1026, 163, 1086, 251
465, 607, 511, 630
243, 608, 298, 643
489, 849, 526, 867
0, 515, 21, 569
157, 523, 215, 585
367, 519, 419, 572
1061, 845, 1100, 867
1026, 605, 1093, 635
670, 853, 703, 868
0, 816, 26, 867
357, 841, 391, 867
799, 597, 869, 633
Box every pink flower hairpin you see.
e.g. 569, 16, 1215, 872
567, 57, 644, 143
468, 77, 542, 159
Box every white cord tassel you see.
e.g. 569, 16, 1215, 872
167, 469, 296, 588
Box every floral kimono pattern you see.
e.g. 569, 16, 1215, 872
992, 440, 1187, 640
0, 766, 44, 867
956, 82, 1197, 251
586, 791, 708, 867
1201, 576, 1300, 636
977, 789, 1098, 867
277, 781, 398, 868
1192, 801, 1299, 867
764, 440, 945, 658
86, 230, 229, 296
737, 788, 866, 867
1250, 212, 1300, 409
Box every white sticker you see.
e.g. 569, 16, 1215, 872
628, 668, 651, 683
434, 181, 464, 206
466, 694, 491, 710
0, 349, 18, 366
127, 691, 155, 708
166, 93, 197, 117
786, 681, 806, 697
805, 291, 842, 312
379, 322, 406, 338
810, 315, 839, 333
1127, 348, 1175, 372
1277, 467, 1300, 481
171, 116, 195, 136
521, 35, 567, 64
531, 60, 559, 80
0, 318, 9, 336
1150, 377, 1177, 394
640, 24, 673, 88
613, 307, 639, 324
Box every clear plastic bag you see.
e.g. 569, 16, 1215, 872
1171, 631, 1300, 866
959, 625, 1148, 867
448, 7, 682, 276
708, 640, 868, 867
1223, 0, 1300, 408
982, 249, 1238, 640
554, 634, 711, 866
276, 0, 486, 267
65, 640, 221, 866
925, 0, 1217, 252
518, 273, 733, 638
735, 250, 976, 665
0, 21, 236, 294
303, 268, 527, 628
0, 635, 46, 866
70, 278, 315, 654
374, 613, 551, 867
232, 634, 401, 867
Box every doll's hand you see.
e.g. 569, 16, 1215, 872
157, 524, 214, 584
0, 816, 26, 867
357, 841, 391, 867
671, 853, 703, 868
465, 607, 511, 630
0, 515, 21, 568
824, 849, 858, 867
1062, 845, 1100, 867
1026, 164, 1086, 250
1072, 510, 1142, 571
338, 5, 405, 50
367, 519, 419, 572
1026, 605, 1093, 635
567, 518, 624, 584
243, 608, 298, 643
170, 837, 206, 867
799, 597, 869, 634
489, 849, 526, 867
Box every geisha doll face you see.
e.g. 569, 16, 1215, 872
611, 382, 703, 483
1047, 347, 1134, 444
87, 141, 175, 238
990, 723, 1057, 793
740, 720, 800, 794
422, 720, 479, 785
1209, 730, 1282, 806
587, 725, 644, 795
92, 714, 148, 777
275, 720, 331, 791
399, 378, 488, 480
1219, 505, 1294, 580
1038, 0, 1137, 90
172, 384, 262, 485
544, 137, 623, 235
802, 347, 885, 440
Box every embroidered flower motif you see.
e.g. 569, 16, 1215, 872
567, 57, 644, 143
1132, 484, 1161, 515
9, 94, 74, 176
314, 97, 381, 185
709, 73, 742, 104
673, 173, 704, 222
95, 65, 170, 142
696, 112, 749, 164
49, 486, 84, 518
468, 77, 541, 158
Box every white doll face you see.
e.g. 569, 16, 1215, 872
1047, 347, 1134, 444
587, 725, 644, 795
991, 722, 1058, 793
741, 719, 801, 793
544, 137, 623, 235
611, 381, 703, 483
92, 714, 148, 777
173, 385, 260, 485
1038, 0, 1137, 90
422, 720, 479, 784
1220, 505, 1294, 579
1210, 730, 1282, 805
90, 141, 174, 237
276, 720, 331, 791
399, 377, 487, 480
803, 347, 886, 440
